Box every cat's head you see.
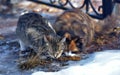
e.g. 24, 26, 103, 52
44, 35, 66, 59
64, 32, 84, 52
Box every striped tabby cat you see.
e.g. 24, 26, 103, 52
16, 13, 66, 59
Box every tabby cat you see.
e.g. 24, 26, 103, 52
16, 13, 66, 59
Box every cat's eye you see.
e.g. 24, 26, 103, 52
60, 43, 64, 46
61, 43, 65, 49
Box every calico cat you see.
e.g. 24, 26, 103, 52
54, 9, 100, 52
16, 13, 67, 59
62, 32, 82, 53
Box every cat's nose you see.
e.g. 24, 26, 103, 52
54, 50, 63, 59
54, 54, 60, 59
54, 54, 58, 59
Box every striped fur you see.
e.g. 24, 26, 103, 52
16, 13, 66, 59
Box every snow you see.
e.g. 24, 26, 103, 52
32, 50, 120, 75
0, 26, 16, 34
65, 51, 80, 56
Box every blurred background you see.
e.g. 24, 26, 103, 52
0, 0, 120, 35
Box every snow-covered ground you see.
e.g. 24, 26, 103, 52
32, 50, 120, 75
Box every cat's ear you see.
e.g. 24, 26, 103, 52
44, 35, 48, 43
64, 32, 71, 40
44, 35, 52, 42
60, 37, 66, 43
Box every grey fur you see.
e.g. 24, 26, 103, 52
16, 13, 66, 59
